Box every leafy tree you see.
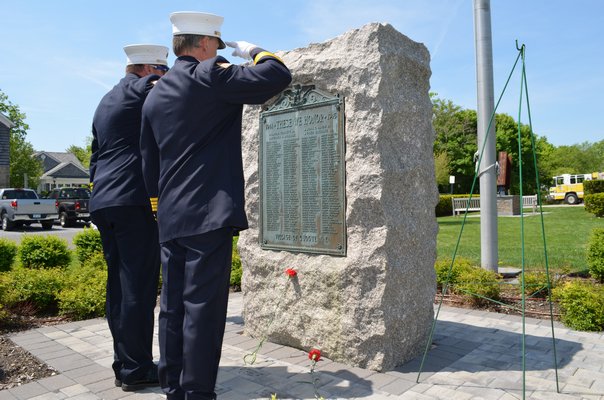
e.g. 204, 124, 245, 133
66, 137, 92, 168
0, 90, 42, 188
432, 97, 478, 192
541, 141, 604, 177
434, 151, 451, 191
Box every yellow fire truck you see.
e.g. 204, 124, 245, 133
547, 172, 604, 204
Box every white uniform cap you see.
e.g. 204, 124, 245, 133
170, 11, 226, 49
123, 44, 169, 66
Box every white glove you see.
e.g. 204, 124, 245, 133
225, 41, 258, 61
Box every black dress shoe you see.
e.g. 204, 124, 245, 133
121, 365, 159, 392
114, 378, 122, 387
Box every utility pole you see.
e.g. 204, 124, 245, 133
474, 0, 498, 272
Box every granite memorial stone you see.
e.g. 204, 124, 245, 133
238, 22, 438, 371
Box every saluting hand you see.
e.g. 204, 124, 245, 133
225, 41, 258, 60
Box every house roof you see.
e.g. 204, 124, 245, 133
0, 112, 14, 129
41, 163, 89, 179
34, 151, 89, 178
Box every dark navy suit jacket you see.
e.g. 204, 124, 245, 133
141, 51, 291, 243
90, 73, 158, 212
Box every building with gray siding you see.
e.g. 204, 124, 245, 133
33, 151, 89, 193
0, 112, 13, 188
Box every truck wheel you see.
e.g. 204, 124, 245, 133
565, 193, 579, 205
41, 221, 53, 230
60, 212, 73, 227
2, 213, 14, 231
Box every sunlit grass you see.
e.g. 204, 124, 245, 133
437, 206, 604, 273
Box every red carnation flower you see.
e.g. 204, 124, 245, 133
308, 349, 322, 362
285, 268, 297, 277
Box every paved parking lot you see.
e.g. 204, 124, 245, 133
0, 222, 90, 247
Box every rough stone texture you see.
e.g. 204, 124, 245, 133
238, 23, 438, 371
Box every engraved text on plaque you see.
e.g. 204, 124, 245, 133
259, 85, 346, 256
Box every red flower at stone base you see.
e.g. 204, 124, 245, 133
285, 268, 297, 278
308, 348, 322, 362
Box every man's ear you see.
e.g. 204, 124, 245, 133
199, 36, 206, 51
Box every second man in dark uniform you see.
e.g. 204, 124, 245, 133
90, 44, 168, 392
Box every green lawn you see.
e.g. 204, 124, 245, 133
437, 206, 604, 273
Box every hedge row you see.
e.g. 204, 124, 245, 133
584, 179, 604, 195
436, 194, 480, 217
435, 257, 604, 331
0, 229, 244, 322
585, 193, 604, 218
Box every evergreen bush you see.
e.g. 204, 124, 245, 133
434, 257, 474, 290
58, 252, 107, 319
0, 239, 18, 272
586, 228, 604, 282
18, 235, 71, 269
455, 267, 501, 306
436, 194, 480, 217
0, 267, 66, 313
231, 237, 242, 289
584, 193, 604, 218
73, 228, 103, 263
583, 179, 604, 195
522, 271, 557, 298
553, 280, 604, 331
436, 195, 453, 217
434, 257, 500, 306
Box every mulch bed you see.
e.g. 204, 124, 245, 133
0, 315, 66, 390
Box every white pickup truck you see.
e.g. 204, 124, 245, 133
0, 188, 58, 231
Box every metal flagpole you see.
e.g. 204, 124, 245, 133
473, 0, 498, 272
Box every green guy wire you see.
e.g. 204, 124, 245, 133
516, 43, 527, 399
417, 49, 522, 383
521, 47, 560, 393
416, 42, 560, 398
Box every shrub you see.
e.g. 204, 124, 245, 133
73, 228, 103, 263
455, 266, 501, 306
436, 194, 480, 217
553, 280, 604, 331
586, 228, 604, 282
434, 257, 500, 306
584, 179, 604, 195
19, 235, 71, 269
0, 267, 66, 313
231, 237, 242, 289
0, 275, 8, 323
83, 251, 108, 271
58, 254, 107, 319
436, 195, 453, 217
434, 257, 474, 290
584, 193, 604, 218
522, 271, 557, 298
0, 239, 18, 272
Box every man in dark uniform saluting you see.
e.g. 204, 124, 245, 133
140, 11, 291, 400
90, 44, 168, 392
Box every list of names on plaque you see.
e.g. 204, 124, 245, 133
259, 87, 346, 256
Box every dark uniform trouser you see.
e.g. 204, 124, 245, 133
158, 227, 233, 400
91, 205, 160, 383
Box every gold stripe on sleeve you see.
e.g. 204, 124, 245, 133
253, 51, 284, 65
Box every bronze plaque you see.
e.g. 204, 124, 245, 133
259, 85, 346, 256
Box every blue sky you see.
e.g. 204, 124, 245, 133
0, 1, 602, 152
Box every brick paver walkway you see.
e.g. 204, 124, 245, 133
1, 292, 603, 399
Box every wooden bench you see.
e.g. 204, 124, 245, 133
451, 195, 539, 216
522, 194, 538, 213
452, 197, 481, 216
